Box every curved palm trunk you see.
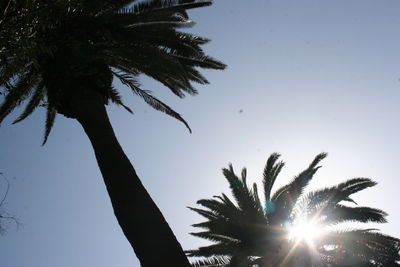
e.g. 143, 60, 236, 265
72, 92, 190, 267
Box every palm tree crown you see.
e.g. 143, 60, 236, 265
0, 0, 225, 143
188, 153, 400, 266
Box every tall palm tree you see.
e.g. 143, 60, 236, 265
0, 0, 225, 266
188, 153, 400, 266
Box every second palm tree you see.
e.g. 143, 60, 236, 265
189, 153, 400, 266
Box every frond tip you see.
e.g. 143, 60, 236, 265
42, 103, 56, 145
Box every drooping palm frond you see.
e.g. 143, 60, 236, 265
104, 29, 224, 97
0, 68, 40, 124
113, 70, 192, 132
12, 81, 45, 124
107, 85, 133, 114
189, 153, 400, 266
43, 101, 56, 145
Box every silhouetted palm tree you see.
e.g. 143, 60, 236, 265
188, 153, 400, 266
0, 1, 225, 266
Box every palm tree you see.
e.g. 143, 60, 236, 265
0, 1, 225, 266
188, 153, 400, 266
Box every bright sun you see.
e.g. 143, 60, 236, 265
288, 219, 322, 244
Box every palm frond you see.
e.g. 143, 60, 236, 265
337, 178, 377, 199
190, 232, 240, 244
305, 178, 376, 209
13, 81, 45, 123
100, 24, 210, 58
216, 194, 239, 211
0, 69, 38, 124
196, 198, 240, 218
321, 205, 387, 225
190, 256, 231, 267
113, 70, 192, 132
95, 0, 212, 28
318, 229, 400, 265
228, 254, 254, 267
188, 207, 218, 221
42, 102, 56, 145
0, 57, 30, 88
270, 153, 327, 224
126, 0, 212, 15
174, 54, 226, 70
108, 47, 200, 97
263, 153, 284, 201
222, 165, 262, 213
108, 86, 133, 113
252, 183, 263, 214
187, 241, 241, 257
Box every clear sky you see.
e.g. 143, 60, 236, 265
1, 0, 400, 266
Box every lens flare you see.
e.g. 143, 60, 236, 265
288, 218, 322, 244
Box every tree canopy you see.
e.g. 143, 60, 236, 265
0, 0, 225, 143
189, 154, 400, 266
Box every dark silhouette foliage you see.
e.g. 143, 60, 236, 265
0, 0, 225, 143
189, 154, 400, 266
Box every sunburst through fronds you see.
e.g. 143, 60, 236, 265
288, 217, 323, 244
188, 153, 400, 267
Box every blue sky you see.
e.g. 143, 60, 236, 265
1, 0, 400, 266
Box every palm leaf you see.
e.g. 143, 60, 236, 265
321, 205, 387, 225
262, 153, 284, 201
270, 153, 327, 224
113, 70, 192, 132
128, 0, 212, 14
305, 178, 376, 209
13, 81, 45, 123
0, 69, 38, 124
190, 256, 231, 267
222, 165, 261, 213
42, 101, 56, 145
187, 241, 241, 257
188, 207, 218, 221
107, 86, 133, 113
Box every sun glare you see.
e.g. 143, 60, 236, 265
288, 219, 322, 244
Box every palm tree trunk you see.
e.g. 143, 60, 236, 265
72, 92, 191, 267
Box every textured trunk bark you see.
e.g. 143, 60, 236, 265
72, 92, 190, 267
